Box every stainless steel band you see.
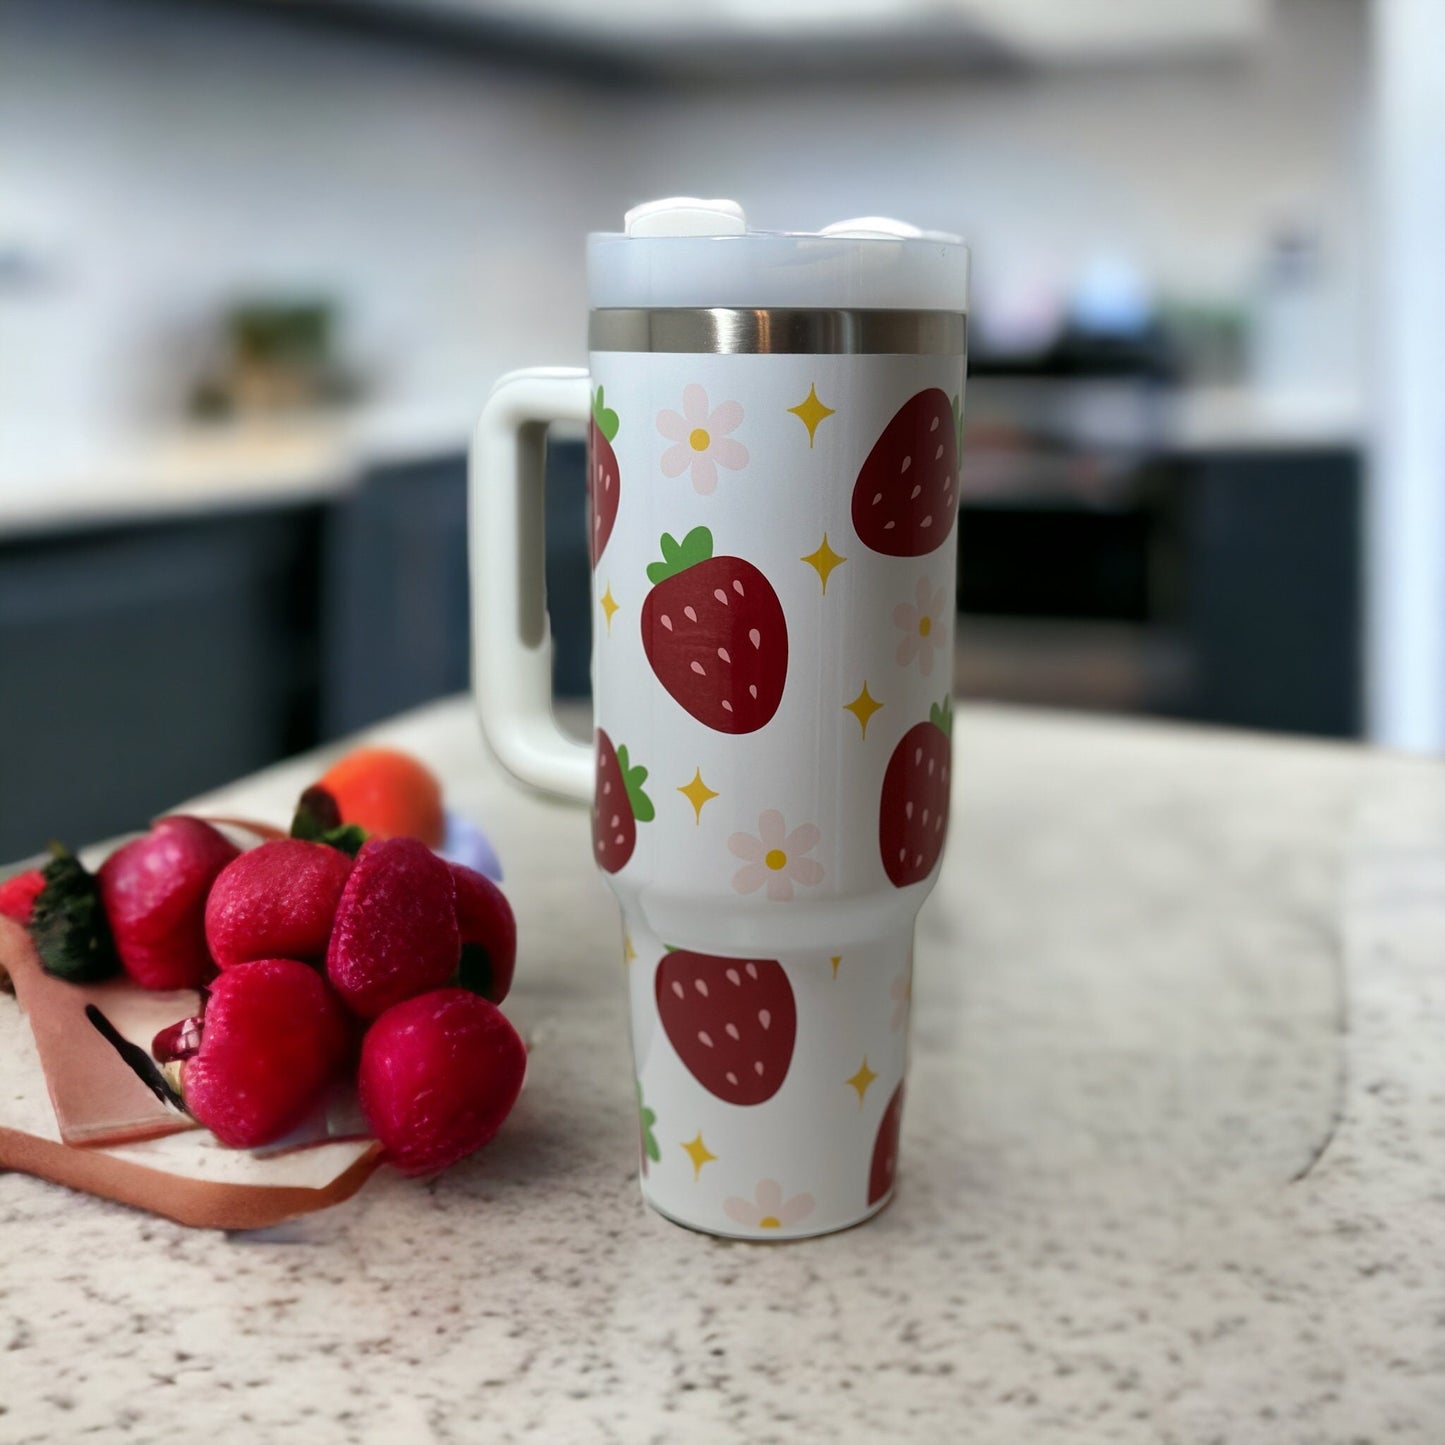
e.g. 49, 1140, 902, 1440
588, 307, 968, 355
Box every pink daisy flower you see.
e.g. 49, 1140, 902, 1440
728, 809, 823, 902
657, 384, 749, 495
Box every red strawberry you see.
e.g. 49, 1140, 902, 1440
592, 729, 654, 873
182, 958, 351, 1148
450, 861, 516, 1004
98, 817, 240, 989
327, 837, 460, 1020
205, 839, 354, 970
868, 1082, 904, 1205
880, 699, 952, 888
640, 528, 788, 734
587, 386, 621, 568
358, 988, 526, 1176
0, 868, 45, 925
852, 388, 960, 557
655, 951, 795, 1106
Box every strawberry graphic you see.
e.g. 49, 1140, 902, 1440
868, 1082, 904, 1205
852, 388, 961, 557
640, 527, 788, 734
655, 951, 795, 1106
593, 729, 653, 873
879, 698, 952, 887
587, 386, 621, 568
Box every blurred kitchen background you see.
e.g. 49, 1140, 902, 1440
2, 0, 1442, 857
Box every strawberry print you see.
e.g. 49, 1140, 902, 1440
655, 950, 796, 1106
640, 528, 788, 734
879, 699, 952, 887
868, 1083, 904, 1205
852, 388, 960, 557
587, 386, 621, 568
594, 729, 654, 873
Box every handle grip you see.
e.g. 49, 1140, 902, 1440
470, 367, 593, 802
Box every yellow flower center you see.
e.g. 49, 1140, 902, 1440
764, 848, 788, 871
689, 428, 711, 452
918, 614, 932, 638
759, 1216, 781, 1229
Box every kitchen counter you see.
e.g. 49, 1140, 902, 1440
0, 399, 480, 539
0, 383, 1363, 541
3, 698, 1442, 1442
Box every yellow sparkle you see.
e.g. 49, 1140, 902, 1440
830, 955, 841, 979
622, 931, 636, 965
843, 682, 884, 739
846, 1057, 879, 1107
599, 583, 620, 634
788, 383, 836, 447
677, 768, 719, 824
801, 533, 847, 595
681, 1131, 717, 1180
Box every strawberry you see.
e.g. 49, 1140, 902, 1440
852, 388, 960, 557
592, 729, 653, 873
879, 699, 953, 888
587, 385, 621, 568
450, 861, 516, 1004
205, 839, 354, 970
326, 837, 460, 1020
868, 1082, 904, 1205
655, 951, 795, 1106
640, 528, 788, 734
0, 868, 45, 925
182, 958, 352, 1149
358, 988, 526, 1176
98, 817, 240, 989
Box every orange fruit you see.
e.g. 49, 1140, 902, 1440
318, 747, 445, 848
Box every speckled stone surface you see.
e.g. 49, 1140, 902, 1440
3, 699, 1442, 1443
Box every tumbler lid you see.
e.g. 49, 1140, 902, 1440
588, 197, 968, 312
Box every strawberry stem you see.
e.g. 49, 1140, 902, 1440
637, 1082, 660, 1162
929, 697, 954, 737
646, 527, 713, 585
592, 386, 620, 443
614, 745, 655, 823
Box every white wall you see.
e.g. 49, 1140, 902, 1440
0, 0, 624, 460
619, 0, 1368, 367
1368, 0, 1445, 751
0, 0, 1367, 464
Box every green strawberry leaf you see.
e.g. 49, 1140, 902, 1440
614, 744, 654, 824
29, 844, 121, 983
291, 786, 366, 857
592, 386, 620, 443
646, 527, 714, 585
929, 697, 954, 738
291, 784, 341, 839
319, 824, 367, 858
637, 1082, 661, 1162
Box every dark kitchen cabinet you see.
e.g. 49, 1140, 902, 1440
0, 511, 323, 859
319, 439, 591, 739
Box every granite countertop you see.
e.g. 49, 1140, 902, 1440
3, 698, 1442, 1442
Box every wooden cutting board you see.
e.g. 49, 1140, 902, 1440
0, 918, 381, 1229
